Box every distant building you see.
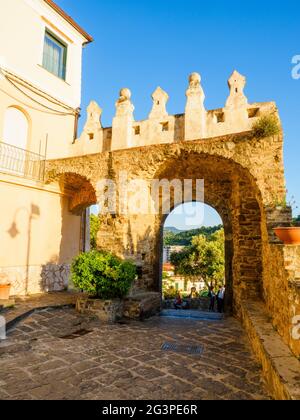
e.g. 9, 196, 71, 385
163, 263, 175, 275
163, 246, 185, 263
162, 263, 206, 295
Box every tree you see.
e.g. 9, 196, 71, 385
90, 214, 100, 249
164, 231, 177, 246
293, 215, 300, 225
170, 229, 225, 289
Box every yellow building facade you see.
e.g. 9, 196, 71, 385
0, 0, 92, 295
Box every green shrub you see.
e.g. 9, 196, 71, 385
252, 115, 280, 138
71, 250, 136, 299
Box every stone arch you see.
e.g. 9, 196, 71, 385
50, 171, 98, 257
46, 136, 290, 318
150, 150, 265, 312
159, 200, 228, 301
48, 171, 97, 215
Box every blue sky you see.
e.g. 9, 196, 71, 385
57, 0, 299, 230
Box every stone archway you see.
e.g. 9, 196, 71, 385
46, 132, 299, 359
46, 171, 98, 254
54, 172, 97, 215
160, 202, 228, 307
46, 139, 282, 315
160, 201, 226, 307
60, 147, 267, 316
145, 151, 265, 314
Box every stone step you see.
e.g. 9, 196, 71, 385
160, 309, 224, 321
0, 299, 15, 311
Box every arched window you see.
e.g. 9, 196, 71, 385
3, 107, 29, 150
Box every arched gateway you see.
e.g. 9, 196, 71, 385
46, 72, 299, 360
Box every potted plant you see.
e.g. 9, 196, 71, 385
274, 221, 300, 245
0, 274, 11, 301
274, 197, 300, 245
71, 250, 136, 323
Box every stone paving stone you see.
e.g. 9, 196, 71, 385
1, 292, 81, 328
0, 308, 271, 400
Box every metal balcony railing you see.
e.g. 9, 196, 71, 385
0, 142, 46, 182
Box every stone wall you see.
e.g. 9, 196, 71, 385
69, 72, 278, 157
41, 264, 70, 293
240, 301, 300, 400
46, 131, 287, 312
46, 131, 286, 211
0, 263, 70, 296
263, 244, 300, 357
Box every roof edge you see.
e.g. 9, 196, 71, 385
44, 0, 93, 44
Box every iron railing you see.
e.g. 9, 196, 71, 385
0, 142, 46, 182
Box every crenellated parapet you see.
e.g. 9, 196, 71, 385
71, 71, 279, 156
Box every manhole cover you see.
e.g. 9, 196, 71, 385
161, 342, 204, 355
60, 329, 93, 340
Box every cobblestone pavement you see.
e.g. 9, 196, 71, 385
0, 308, 270, 400
2, 292, 80, 328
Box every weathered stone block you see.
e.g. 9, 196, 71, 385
123, 292, 161, 320
76, 297, 124, 323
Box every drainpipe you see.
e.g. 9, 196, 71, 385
73, 108, 81, 143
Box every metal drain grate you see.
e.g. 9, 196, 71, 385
60, 329, 93, 340
161, 342, 204, 355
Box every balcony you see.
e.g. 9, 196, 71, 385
0, 142, 46, 182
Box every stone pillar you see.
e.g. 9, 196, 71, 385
149, 87, 169, 120
72, 101, 104, 155
185, 72, 207, 140
224, 70, 249, 127
83, 101, 102, 136
112, 88, 135, 150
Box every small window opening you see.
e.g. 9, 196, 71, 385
161, 122, 169, 132
134, 126, 141, 135
248, 108, 260, 119
215, 112, 225, 123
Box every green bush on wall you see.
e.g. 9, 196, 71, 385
252, 115, 280, 138
71, 250, 136, 299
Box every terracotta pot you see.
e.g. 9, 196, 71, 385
0, 284, 11, 300
274, 227, 300, 245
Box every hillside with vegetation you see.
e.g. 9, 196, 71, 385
164, 225, 223, 246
